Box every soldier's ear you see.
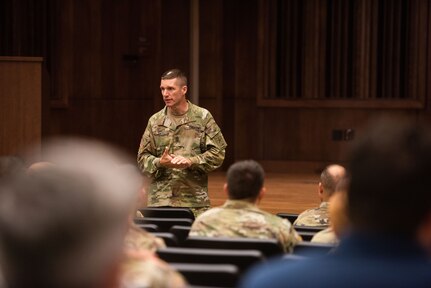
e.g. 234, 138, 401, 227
318, 182, 324, 198
182, 85, 188, 95
257, 187, 266, 204
223, 183, 229, 196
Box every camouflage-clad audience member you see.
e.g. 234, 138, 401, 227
121, 250, 186, 288
137, 69, 227, 218
120, 163, 186, 288
294, 164, 345, 227
189, 160, 301, 253
311, 227, 338, 244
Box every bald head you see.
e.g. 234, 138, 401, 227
27, 161, 55, 173
320, 164, 346, 200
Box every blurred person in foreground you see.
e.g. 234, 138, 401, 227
294, 164, 345, 227
0, 138, 185, 288
241, 118, 431, 287
189, 160, 301, 253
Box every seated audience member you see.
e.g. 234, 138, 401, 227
241, 118, 431, 287
122, 164, 166, 252
311, 177, 350, 244
189, 160, 301, 253
294, 164, 345, 227
0, 138, 185, 288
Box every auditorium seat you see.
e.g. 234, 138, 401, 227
140, 207, 195, 221
157, 247, 263, 273
135, 223, 159, 232
297, 231, 317, 241
134, 217, 193, 232
170, 263, 239, 287
184, 236, 284, 258
276, 212, 299, 224
151, 232, 179, 247
169, 225, 191, 245
293, 225, 327, 233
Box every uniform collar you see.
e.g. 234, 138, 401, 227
157, 101, 196, 127
222, 199, 259, 210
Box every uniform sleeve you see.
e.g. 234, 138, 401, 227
137, 121, 163, 176
278, 219, 302, 253
189, 114, 227, 173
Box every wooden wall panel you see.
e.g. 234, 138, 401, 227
260, 108, 416, 162
47, 0, 187, 157
50, 99, 154, 156
0, 57, 43, 157
199, 0, 223, 123
3, 0, 431, 172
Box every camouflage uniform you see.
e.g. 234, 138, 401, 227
124, 224, 166, 253
293, 201, 330, 226
121, 224, 186, 288
189, 199, 301, 253
121, 253, 186, 288
310, 227, 339, 244
137, 101, 227, 208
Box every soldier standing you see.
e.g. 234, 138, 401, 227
137, 69, 227, 217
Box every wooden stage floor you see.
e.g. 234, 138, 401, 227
208, 171, 320, 214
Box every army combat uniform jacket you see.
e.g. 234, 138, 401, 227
189, 199, 301, 253
293, 201, 330, 227
137, 102, 227, 207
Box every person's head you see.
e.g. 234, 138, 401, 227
318, 164, 346, 201
329, 176, 350, 238
225, 160, 265, 203
160, 69, 188, 109
348, 117, 431, 238
0, 138, 142, 288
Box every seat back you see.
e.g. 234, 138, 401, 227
276, 212, 299, 224
140, 207, 195, 221
293, 225, 327, 233
297, 231, 317, 242
134, 217, 193, 232
184, 236, 284, 258
169, 225, 191, 245
151, 232, 179, 247
157, 247, 264, 273
135, 223, 159, 232
170, 263, 239, 287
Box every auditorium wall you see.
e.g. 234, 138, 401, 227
1, 0, 431, 172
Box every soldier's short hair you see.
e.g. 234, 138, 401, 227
320, 164, 345, 197
348, 117, 431, 236
161, 68, 188, 86
226, 160, 264, 200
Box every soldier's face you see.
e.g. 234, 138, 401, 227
160, 78, 187, 108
